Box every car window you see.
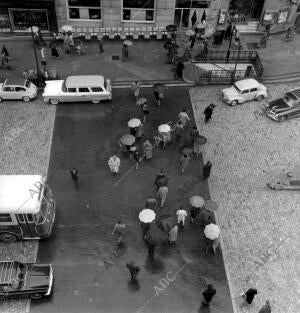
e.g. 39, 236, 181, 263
241, 89, 249, 94
91, 87, 103, 92
250, 88, 257, 92
3, 86, 14, 92
25, 80, 31, 88
78, 87, 89, 92
15, 87, 26, 92
67, 88, 76, 92
0, 214, 12, 223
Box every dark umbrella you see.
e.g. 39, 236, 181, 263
153, 83, 166, 93
146, 223, 167, 245
194, 135, 207, 145
166, 24, 177, 32
191, 11, 198, 26
201, 10, 206, 23
157, 216, 176, 233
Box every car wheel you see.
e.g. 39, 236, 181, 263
49, 98, 59, 105
256, 95, 264, 101
0, 232, 18, 243
92, 99, 100, 104
279, 115, 287, 122
230, 100, 238, 106
30, 293, 43, 300
22, 96, 30, 102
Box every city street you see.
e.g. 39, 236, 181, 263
29, 87, 232, 313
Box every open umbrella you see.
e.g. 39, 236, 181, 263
146, 223, 167, 245
166, 24, 177, 32
123, 40, 133, 46
186, 29, 195, 36
120, 134, 135, 146
136, 97, 147, 106
194, 135, 207, 145
139, 209, 156, 223
190, 195, 204, 208
204, 223, 220, 240
204, 200, 218, 212
62, 25, 73, 32
157, 215, 176, 233
128, 118, 141, 128
158, 124, 171, 133
153, 83, 166, 93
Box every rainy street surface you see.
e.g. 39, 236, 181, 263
31, 87, 233, 313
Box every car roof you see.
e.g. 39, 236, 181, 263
0, 175, 43, 214
235, 79, 260, 90
4, 78, 26, 86
288, 87, 300, 99
65, 75, 105, 88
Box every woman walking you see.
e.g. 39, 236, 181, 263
131, 81, 140, 100
143, 140, 153, 160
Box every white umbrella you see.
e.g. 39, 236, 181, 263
204, 223, 220, 240
204, 200, 218, 212
190, 195, 204, 208
158, 124, 171, 133
139, 209, 156, 223
128, 118, 141, 128
62, 25, 73, 32
25, 26, 39, 33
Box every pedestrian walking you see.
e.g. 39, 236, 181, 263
189, 35, 196, 49
132, 147, 143, 170
147, 242, 156, 261
1, 44, 9, 58
70, 168, 79, 187
145, 197, 157, 210
178, 109, 190, 127
212, 237, 220, 254
176, 61, 185, 80
154, 169, 169, 190
176, 207, 187, 227
98, 37, 104, 53
112, 220, 126, 244
168, 225, 178, 244
141, 102, 150, 122
135, 123, 144, 141
202, 284, 216, 306
0, 54, 11, 70
173, 121, 184, 144
108, 155, 120, 175
199, 208, 211, 227
179, 154, 190, 174
51, 44, 61, 59
285, 26, 295, 42
143, 140, 153, 160
190, 206, 200, 223
241, 288, 258, 305
225, 22, 233, 40
204, 103, 216, 123
126, 261, 140, 283
157, 186, 168, 208
141, 222, 151, 239
122, 43, 129, 62
203, 161, 212, 179
131, 81, 140, 99
258, 300, 271, 313
154, 90, 163, 106
63, 34, 71, 53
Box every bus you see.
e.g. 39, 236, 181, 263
0, 175, 55, 243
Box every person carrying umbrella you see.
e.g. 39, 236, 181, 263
112, 220, 126, 244
154, 169, 169, 190
173, 121, 184, 144
132, 147, 143, 170
179, 153, 190, 174
122, 43, 129, 62
157, 186, 168, 208
143, 140, 153, 160
108, 155, 120, 175
241, 288, 258, 305
202, 284, 216, 306
168, 225, 178, 245
204, 103, 216, 123
126, 261, 140, 283
145, 197, 157, 210
190, 206, 200, 223
178, 109, 190, 127
135, 123, 144, 141
131, 81, 140, 100
203, 161, 212, 179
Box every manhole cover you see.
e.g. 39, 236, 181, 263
112, 55, 119, 60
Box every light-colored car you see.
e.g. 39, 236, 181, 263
0, 78, 37, 102
222, 78, 267, 106
42, 75, 112, 105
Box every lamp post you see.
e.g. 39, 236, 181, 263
226, 25, 236, 63
231, 37, 242, 82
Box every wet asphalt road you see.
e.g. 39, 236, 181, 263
31, 87, 233, 313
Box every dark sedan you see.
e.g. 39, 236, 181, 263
265, 88, 300, 121
0, 261, 53, 300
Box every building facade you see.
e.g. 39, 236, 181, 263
0, 0, 299, 33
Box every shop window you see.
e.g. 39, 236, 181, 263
175, 0, 209, 8
0, 14, 10, 30
68, 0, 101, 20
122, 0, 155, 22
9, 9, 49, 31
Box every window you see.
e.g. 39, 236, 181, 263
122, 0, 155, 22
175, 0, 209, 8
67, 87, 77, 92
26, 214, 33, 222
0, 214, 12, 223
9, 9, 49, 31
250, 88, 257, 92
68, 0, 101, 20
17, 214, 25, 222
15, 87, 25, 92
91, 87, 103, 92
78, 87, 89, 92
3, 87, 14, 92
241, 89, 249, 94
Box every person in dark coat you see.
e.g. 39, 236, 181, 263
204, 103, 216, 123
126, 261, 140, 282
1, 44, 9, 57
98, 37, 104, 53
154, 169, 169, 190
225, 22, 233, 40
141, 222, 151, 239
203, 161, 212, 179
147, 242, 156, 261
242, 288, 258, 305
189, 35, 196, 49
258, 300, 271, 313
202, 284, 216, 305
122, 44, 129, 62
190, 206, 200, 223
176, 61, 185, 80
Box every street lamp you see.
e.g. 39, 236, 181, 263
226, 25, 236, 63
231, 37, 242, 82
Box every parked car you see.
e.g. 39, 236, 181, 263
222, 78, 267, 106
265, 87, 300, 122
0, 261, 53, 300
42, 75, 112, 104
0, 78, 37, 102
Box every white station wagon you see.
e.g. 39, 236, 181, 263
42, 75, 112, 104
222, 78, 267, 106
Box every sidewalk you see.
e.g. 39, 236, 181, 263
0, 34, 299, 83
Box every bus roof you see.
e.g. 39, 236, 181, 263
0, 175, 43, 214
